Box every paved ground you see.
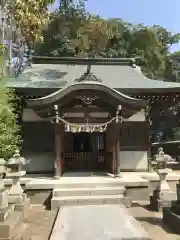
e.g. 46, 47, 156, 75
10, 170, 180, 239
13, 206, 56, 240
50, 205, 149, 240
129, 202, 180, 240
12, 203, 180, 240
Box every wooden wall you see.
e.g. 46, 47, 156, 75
22, 122, 54, 152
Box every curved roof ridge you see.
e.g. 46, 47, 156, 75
26, 81, 147, 108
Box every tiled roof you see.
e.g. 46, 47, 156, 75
7, 57, 180, 91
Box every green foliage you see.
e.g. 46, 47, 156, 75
0, 83, 22, 160
0, 42, 22, 159
35, 1, 180, 82
8, 0, 56, 44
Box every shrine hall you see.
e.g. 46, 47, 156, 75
8, 57, 180, 177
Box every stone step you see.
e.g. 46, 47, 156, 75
53, 186, 125, 197
57, 182, 125, 189
51, 194, 125, 210
25, 179, 126, 190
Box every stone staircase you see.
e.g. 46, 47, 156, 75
51, 182, 130, 210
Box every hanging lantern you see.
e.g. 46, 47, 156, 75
116, 104, 122, 123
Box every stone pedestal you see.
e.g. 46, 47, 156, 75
6, 171, 31, 218
150, 168, 176, 211
13, 191, 31, 216
7, 171, 26, 204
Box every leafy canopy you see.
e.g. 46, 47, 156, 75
7, 0, 56, 43
35, 0, 180, 81
0, 85, 22, 159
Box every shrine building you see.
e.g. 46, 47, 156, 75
8, 57, 180, 177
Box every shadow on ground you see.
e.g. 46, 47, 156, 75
131, 202, 177, 236
44, 191, 52, 210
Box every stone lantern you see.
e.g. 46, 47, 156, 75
0, 154, 30, 239
150, 147, 176, 211
6, 150, 27, 204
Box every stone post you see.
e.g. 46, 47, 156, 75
0, 158, 9, 222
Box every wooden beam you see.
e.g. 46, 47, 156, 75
61, 106, 112, 113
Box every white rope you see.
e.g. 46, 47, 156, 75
51, 115, 122, 128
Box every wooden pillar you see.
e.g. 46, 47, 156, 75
60, 127, 64, 175
115, 140, 120, 176
112, 145, 116, 176
54, 124, 62, 178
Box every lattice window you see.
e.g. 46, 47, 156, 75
120, 122, 148, 150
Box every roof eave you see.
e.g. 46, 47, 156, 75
117, 87, 180, 94
26, 82, 147, 110
13, 86, 180, 95
32, 56, 136, 66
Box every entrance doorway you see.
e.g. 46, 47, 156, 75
64, 132, 106, 172
73, 132, 91, 152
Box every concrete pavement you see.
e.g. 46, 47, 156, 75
50, 205, 151, 240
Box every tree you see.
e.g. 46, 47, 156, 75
167, 51, 180, 81
130, 25, 180, 80
0, 43, 22, 159
150, 104, 179, 143
35, 2, 180, 82
0, 86, 22, 159
35, 0, 88, 56
7, 0, 56, 45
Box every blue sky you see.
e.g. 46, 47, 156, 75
51, 0, 180, 52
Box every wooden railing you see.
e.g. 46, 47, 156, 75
63, 152, 107, 171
